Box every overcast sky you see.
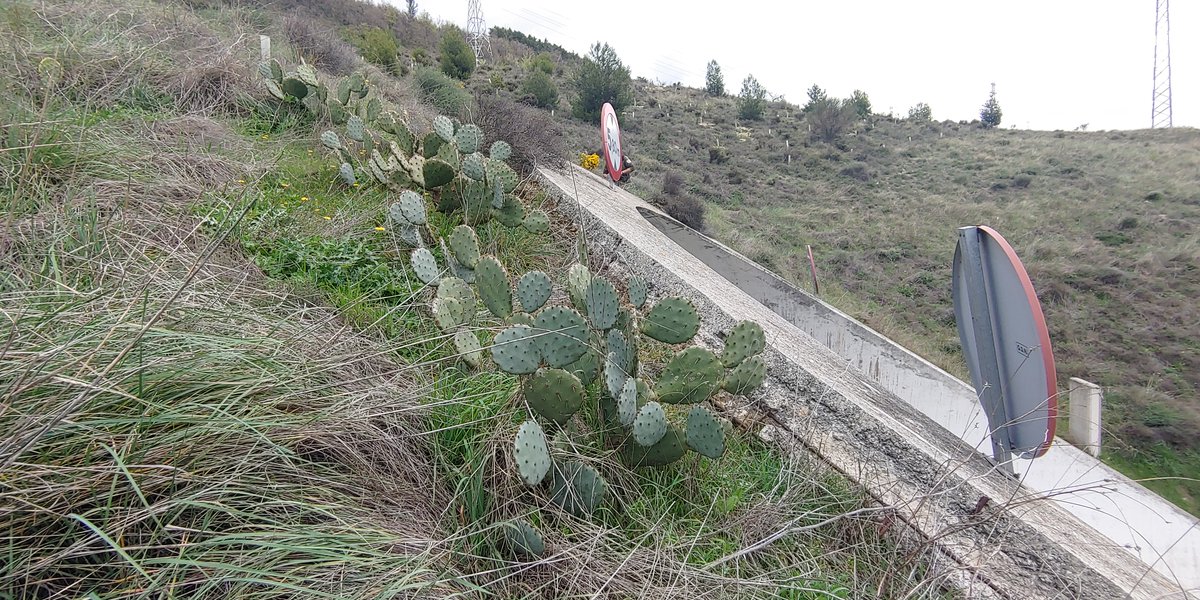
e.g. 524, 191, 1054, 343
412, 1, 1196, 131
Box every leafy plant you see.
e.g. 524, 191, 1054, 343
345, 25, 400, 75
571, 42, 633, 122
439, 28, 475, 80
521, 70, 559, 109
738, 75, 766, 121
980, 85, 1002, 129
705, 60, 724, 97
415, 67, 474, 117
803, 84, 828, 112
907, 102, 932, 122
849, 89, 872, 118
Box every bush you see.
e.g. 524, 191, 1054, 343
709, 146, 730, 164
907, 103, 932, 122
738, 75, 766, 120
662, 194, 706, 231
803, 84, 828, 112
705, 60, 724, 96
474, 93, 566, 173
809, 99, 856, 142
980, 87, 1002, 129
282, 16, 357, 75
415, 67, 473, 117
849, 90, 871, 118
439, 28, 475, 80
572, 42, 632, 122
528, 52, 556, 75
521, 70, 558, 109
345, 26, 400, 75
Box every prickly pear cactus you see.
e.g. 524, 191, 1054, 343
489, 140, 512, 161
502, 520, 545, 558
723, 354, 766, 395
320, 130, 341, 150
328, 99, 348, 124
432, 297, 467, 331
296, 63, 318, 86
281, 77, 308, 99
640, 297, 700, 344
492, 325, 539, 375
394, 190, 427, 225
454, 329, 483, 368
516, 271, 552, 313
410, 248, 440, 285
338, 163, 356, 186
448, 225, 481, 269
462, 152, 486, 181
486, 159, 519, 193
632, 401, 667, 446
567, 264, 591, 314
585, 276, 619, 331
437, 276, 475, 307
686, 405, 726, 458
422, 158, 455, 189
616, 375, 638, 426
521, 209, 550, 234
476, 256, 513, 319
267, 58, 283, 83
346, 115, 365, 142
365, 97, 381, 122
549, 461, 607, 517
606, 329, 635, 374
655, 347, 722, 404
620, 425, 687, 467
721, 321, 766, 368
523, 368, 585, 424
513, 420, 551, 486
455, 124, 483, 154
533, 306, 588, 368
628, 276, 648, 309
433, 115, 455, 142
495, 194, 526, 228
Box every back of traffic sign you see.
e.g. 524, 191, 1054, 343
600, 102, 622, 183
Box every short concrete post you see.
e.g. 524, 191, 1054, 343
1068, 377, 1103, 457
259, 35, 271, 61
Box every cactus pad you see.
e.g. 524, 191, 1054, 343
640, 297, 700, 344
502, 520, 544, 558
549, 461, 607, 517
522, 210, 550, 234
455, 124, 483, 154
721, 320, 766, 368
507, 312, 534, 327
495, 194, 526, 227
632, 401, 668, 446
655, 347, 722, 404
686, 406, 726, 458
454, 329, 483, 368
513, 420, 551, 486
475, 256, 513, 319
398, 190, 427, 225
628, 276, 648, 309
436, 276, 475, 307
432, 297, 467, 331
486, 159, 519, 193
328, 99, 348, 124
606, 329, 636, 373
523, 368, 584, 424
492, 178, 504, 209
585, 276, 619, 330
296, 63, 319, 86
448, 225, 481, 269
567, 264, 591, 314
396, 223, 421, 247
604, 351, 627, 400
532, 306, 588, 368
410, 248, 440, 285
492, 325, 539, 375
616, 374, 638, 426
565, 336, 601, 386
422, 158, 455, 189
367, 160, 387, 185
461, 152, 486, 181
338, 163, 356, 186
516, 270, 553, 313
620, 425, 687, 468
336, 77, 351, 104
346, 115, 365, 142
489, 140, 512, 161
268, 59, 283, 83
365, 97, 381, 122
436, 141, 461, 169
320, 130, 341, 150
281, 77, 308, 99
265, 79, 286, 100
433, 115, 455, 142
348, 72, 365, 94
723, 354, 767, 395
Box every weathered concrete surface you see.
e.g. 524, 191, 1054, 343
635, 206, 1200, 591
537, 164, 1196, 600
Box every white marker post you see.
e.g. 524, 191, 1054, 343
1068, 378, 1103, 457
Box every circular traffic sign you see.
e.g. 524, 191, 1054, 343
600, 102, 622, 183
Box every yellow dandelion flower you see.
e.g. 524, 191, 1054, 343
280, 182, 290, 188
323, 216, 332, 220
236, 179, 246, 184
353, 182, 360, 187
374, 226, 386, 232
300, 196, 309, 201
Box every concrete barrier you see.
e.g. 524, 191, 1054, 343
1068, 378, 1103, 457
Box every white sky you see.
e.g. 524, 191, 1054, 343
414, 0, 1196, 131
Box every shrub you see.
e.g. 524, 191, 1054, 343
521, 70, 559, 109
474, 93, 566, 173
572, 42, 633, 122
415, 67, 473, 117
282, 15, 357, 75
528, 52, 556, 75
809, 99, 856, 142
663, 194, 706, 231
439, 28, 475, 80
980, 86, 1002, 129
738, 75, 766, 120
705, 60, 724, 96
849, 89, 871, 118
709, 146, 730, 164
345, 26, 400, 75
803, 84, 828, 112
907, 102, 932, 122
412, 48, 431, 66
662, 171, 684, 196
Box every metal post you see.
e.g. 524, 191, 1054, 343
958, 227, 1015, 474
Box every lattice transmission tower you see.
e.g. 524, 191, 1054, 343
467, 0, 491, 64
1152, 0, 1173, 128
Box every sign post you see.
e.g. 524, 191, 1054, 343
952, 226, 1058, 474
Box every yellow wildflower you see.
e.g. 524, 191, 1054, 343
323, 216, 332, 220
374, 226, 386, 232
300, 196, 309, 201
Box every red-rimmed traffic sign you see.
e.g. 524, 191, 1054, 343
953, 226, 1057, 467
600, 102, 622, 183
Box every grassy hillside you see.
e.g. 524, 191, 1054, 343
0, 0, 959, 597
554, 84, 1200, 514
